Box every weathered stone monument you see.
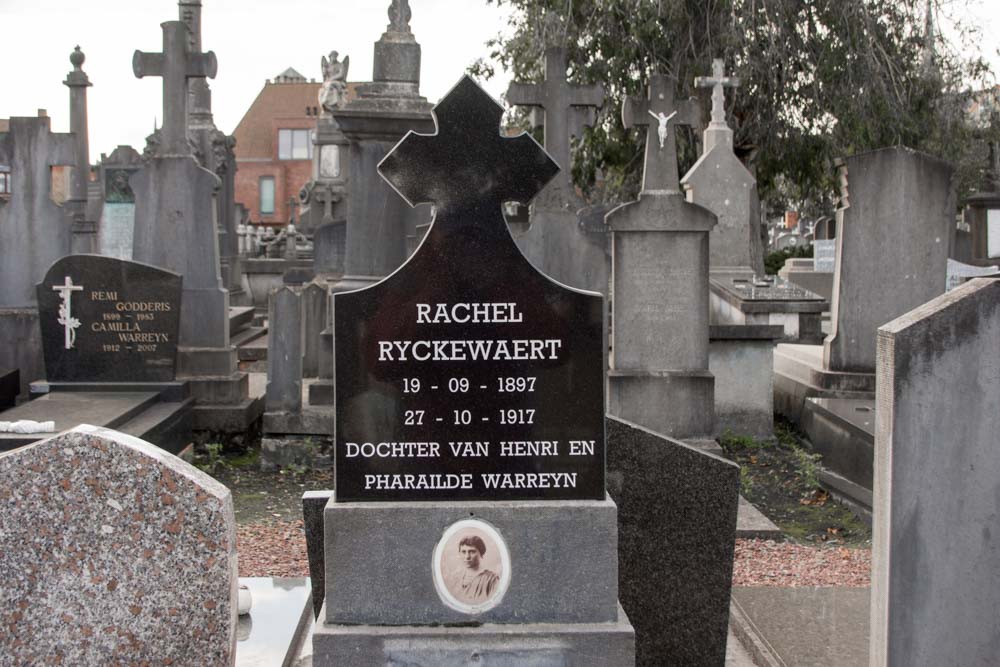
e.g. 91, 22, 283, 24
95, 145, 143, 260
0, 108, 76, 396
605, 73, 716, 440
299, 50, 350, 278
683, 59, 827, 344
871, 278, 1000, 665
177, 0, 243, 303
329, 0, 433, 293
314, 75, 634, 665
131, 18, 258, 430
506, 46, 608, 293
824, 147, 953, 373
0, 425, 237, 663
683, 58, 762, 274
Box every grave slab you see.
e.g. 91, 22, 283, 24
0, 425, 237, 664
0, 391, 157, 449
235, 577, 313, 667
730, 586, 870, 667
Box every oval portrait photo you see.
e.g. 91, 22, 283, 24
432, 518, 511, 614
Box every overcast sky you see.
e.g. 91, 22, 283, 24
1, 0, 997, 164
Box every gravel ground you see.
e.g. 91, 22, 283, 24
733, 538, 871, 587
235, 523, 872, 586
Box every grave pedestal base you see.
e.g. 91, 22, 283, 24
324, 497, 620, 626
608, 370, 715, 439
313, 602, 635, 667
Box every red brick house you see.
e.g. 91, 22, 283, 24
232, 68, 322, 225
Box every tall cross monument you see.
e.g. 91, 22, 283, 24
506, 47, 604, 206
694, 59, 740, 153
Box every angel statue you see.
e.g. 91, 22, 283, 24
319, 50, 350, 113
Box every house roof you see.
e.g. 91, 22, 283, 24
232, 74, 358, 159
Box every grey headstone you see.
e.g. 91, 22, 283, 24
266, 286, 302, 413
0, 425, 237, 664
301, 281, 328, 377
871, 278, 1000, 665
97, 147, 141, 262
824, 148, 953, 373
606, 416, 739, 665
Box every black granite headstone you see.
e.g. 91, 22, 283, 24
334, 77, 605, 502
37, 255, 181, 383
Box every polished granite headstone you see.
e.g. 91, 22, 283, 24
334, 76, 605, 503
0, 368, 19, 409
37, 255, 181, 383
0, 425, 237, 664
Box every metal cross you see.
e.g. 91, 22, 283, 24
694, 59, 739, 129
506, 47, 604, 202
52, 276, 83, 350
133, 21, 217, 156
622, 73, 700, 193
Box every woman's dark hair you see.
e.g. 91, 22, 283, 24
458, 535, 486, 556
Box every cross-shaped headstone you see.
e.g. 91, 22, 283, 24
379, 76, 558, 232
506, 47, 603, 201
132, 21, 217, 156
622, 73, 700, 193
52, 276, 83, 350
694, 59, 739, 130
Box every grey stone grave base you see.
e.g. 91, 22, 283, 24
779, 258, 833, 301
773, 343, 874, 424
313, 603, 635, 667
324, 497, 620, 626
608, 370, 715, 438
0, 386, 192, 455
709, 324, 784, 438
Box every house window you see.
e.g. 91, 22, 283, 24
278, 129, 312, 160
0, 167, 10, 195
259, 176, 275, 215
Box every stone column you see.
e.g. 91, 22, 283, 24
64, 46, 96, 254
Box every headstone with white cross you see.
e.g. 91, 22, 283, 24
129, 18, 252, 427
506, 47, 609, 293
606, 73, 717, 439
314, 75, 635, 665
681, 59, 764, 273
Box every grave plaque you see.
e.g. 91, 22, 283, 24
814, 239, 835, 272
334, 77, 606, 502
37, 255, 181, 382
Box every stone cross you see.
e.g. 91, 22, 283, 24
506, 47, 604, 201
51, 276, 83, 350
694, 59, 739, 129
132, 21, 217, 156
622, 73, 700, 193
380, 76, 557, 225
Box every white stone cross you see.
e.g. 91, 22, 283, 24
52, 276, 83, 350
694, 59, 740, 129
